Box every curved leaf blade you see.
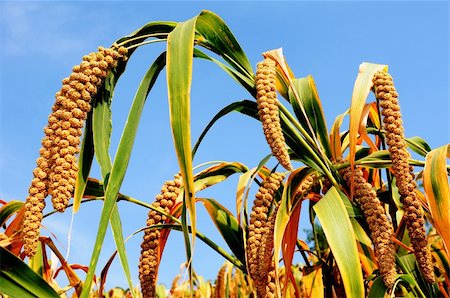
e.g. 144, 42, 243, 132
406, 136, 432, 157
313, 187, 364, 298
80, 52, 167, 298
74, 112, 94, 213
290, 76, 332, 157
0, 247, 60, 298
0, 200, 23, 227
200, 198, 245, 264
349, 62, 387, 195
166, 16, 198, 284
196, 10, 254, 79
423, 144, 450, 255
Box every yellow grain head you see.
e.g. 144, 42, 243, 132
372, 71, 434, 283
139, 174, 182, 298
256, 58, 293, 171
247, 172, 284, 297
340, 165, 397, 288
213, 264, 227, 298
49, 46, 128, 212
21, 46, 128, 257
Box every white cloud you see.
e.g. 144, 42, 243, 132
1, 2, 90, 57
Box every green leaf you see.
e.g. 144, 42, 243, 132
313, 187, 364, 298
110, 207, 135, 298
193, 162, 248, 192
114, 21, 176, 49
166, 16, 197, 289
0, 247, 60, 298
200, 198, 245, 264
397, 255, 433, 298
196, 10, 253, 79
289, 76, 331, 158
193, 48, 255, 97
93, 71, 137, 298
405, 136, 432, 157
0, 200, 23, 226
192, 99, 324, 172
80, 52, 167, 298
355, 150, 392, 168
74, 112, 94, 213
350, 218, 377, 276
92, 72, 114, 182
423, 144, 450, 256
367, 276, 387, 298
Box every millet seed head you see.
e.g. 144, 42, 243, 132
256, 58, 293, 171
247, 172, 284, 296
139, 174, 182, 298
340, 164, 397, 288
372, 71, 434, 283
21, 46, 127, 257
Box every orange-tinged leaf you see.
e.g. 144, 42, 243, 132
302, 265, 324, 298
351, 218, 378, 275
423, 144, 450, 255
330, 110, 348, 161
273, 167, 313, 295
200, 198, 244, 264
235, 168, 257, 224
358, 103, 379, 152
281, 202, 301, 296
349, 62, 387, 197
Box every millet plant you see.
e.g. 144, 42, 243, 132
1, 10, 449, 298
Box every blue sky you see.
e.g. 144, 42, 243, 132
0, 0, 448, 292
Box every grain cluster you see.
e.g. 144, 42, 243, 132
340, 165, 397, 288
256, 58, 293, 171
373, 71, 434, 283
139, 174, 182, 298
247, 172, 284, 297
21, 46, 127, 257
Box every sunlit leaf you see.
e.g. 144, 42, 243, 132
74, 112, 94, 213
0, 200, 23, 227
302, 265, 324, 298
193, 162, 248, 192
81, 52, 167, 298
350, 218, 377, 275
423, 144, 450, 255
196, 10, 254, 79
406, 137, 432, 157
0, 247, 60, 298
349, 62, 387, 196
290, 76, 332, 158
201, 198, 245, 264
330, 110, 348, 161
313, 187, 364, 298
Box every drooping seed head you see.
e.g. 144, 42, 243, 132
139, 174, 182, 298
21, 46, 128, 257
247, 172, 284, 297
256, 58, 293, 171
340, 164, 397, 288
373, 71, 434, 283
